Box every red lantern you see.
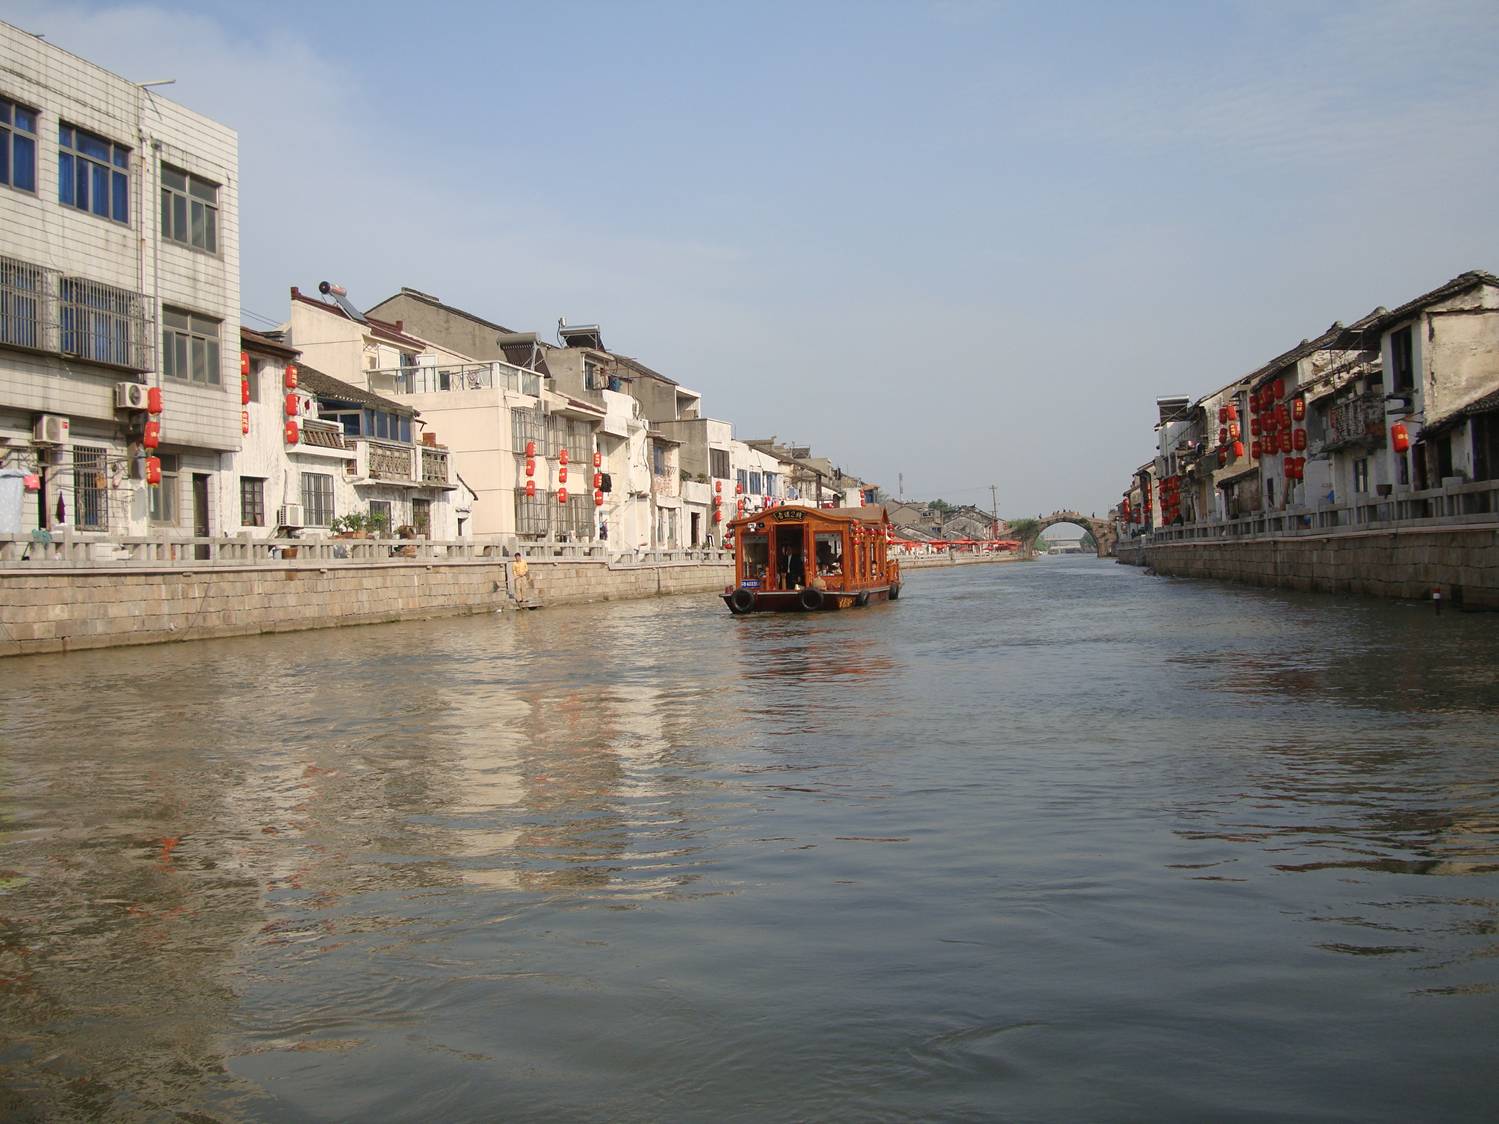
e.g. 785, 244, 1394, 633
593, 472, 603, 489
1249, 418, 1260, 436
1391, 423, 1410, 453
712, 510, 721, 523
525, 458, 536, 478
1252, 440, 1262, 459
1277, 405, 1290, 428
284, 363, 298, 389
1272, 378, 1285, 399
525, 440, 536, 457
1293, 428, 1307, 451
558, 466, 568, 483
241, 378, 251, 405
593, 489, 603, 507
1228, 421, 1240, 440
713, 493, 722, 507
559, 448, 569, 466
1218, 449, 1227, 466
715, 479, 723, 494
1225, 404, 1238, 422
240, 351, 250, 376
1218, 406, 1228, 424
147, 386, 163, 415
558, 487, 569, 504
737, 499, 746, 513
735, 481, 743, 494
593, 451, 602, 468
1292, 397, 1306, 421
145, 456, 162, 485
142, 420, 160, 449
1233, 441, 1245, 459
1249, 397, 1260, 416
284, 420, 299, 444
525, 480, 536, 498
285, 392, 298, 417
241, 410, 250, 435
1218, 427, 1228, 445
1292, 458, 1305, 479
1283, 459, 1295, 478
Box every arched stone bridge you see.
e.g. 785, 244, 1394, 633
1022, 511, 1117, 558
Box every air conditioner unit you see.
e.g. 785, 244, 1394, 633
277, 503, 305, 529
33, 415, 70, 445
115, 382, 149, 410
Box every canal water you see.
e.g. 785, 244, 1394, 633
2, 558, 1498, 1121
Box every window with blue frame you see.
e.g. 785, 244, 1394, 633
748, 472, 762, 494
764, 472, 777, 497
59, 123, 130, 222
348, 407, 413, 442
1, 96, 38, 193
736, 468, 747, 491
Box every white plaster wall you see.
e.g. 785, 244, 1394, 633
1, 23, 240, 537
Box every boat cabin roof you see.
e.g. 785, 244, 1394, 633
726, 504, 890, 533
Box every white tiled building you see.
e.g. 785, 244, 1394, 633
0, 21, 240, 538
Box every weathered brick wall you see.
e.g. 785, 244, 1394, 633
1133, 526, 1499, 607
0, 560, 733, 658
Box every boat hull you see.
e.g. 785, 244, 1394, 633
723, 585, 897, 614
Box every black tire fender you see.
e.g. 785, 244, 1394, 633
798, 587, 824, 612
888, 583, 901, 601
729, 587, 756, 614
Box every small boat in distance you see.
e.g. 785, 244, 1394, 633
722, 503, 902, 614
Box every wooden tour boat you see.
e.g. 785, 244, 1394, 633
722, 504, 902, 614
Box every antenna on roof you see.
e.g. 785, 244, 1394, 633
318, 281, 366, 323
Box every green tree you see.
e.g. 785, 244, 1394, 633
1006, 517, 1043, 557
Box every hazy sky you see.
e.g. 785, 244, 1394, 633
14, 1, 1499, 516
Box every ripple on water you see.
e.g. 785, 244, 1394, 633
2, 560, 1499, 1119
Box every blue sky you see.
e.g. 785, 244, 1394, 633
14, 1, 1499, 515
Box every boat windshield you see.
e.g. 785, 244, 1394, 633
814, 531, 842, 576
741, 533, 768, 581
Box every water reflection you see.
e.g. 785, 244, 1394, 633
1, 562, 1498, 1119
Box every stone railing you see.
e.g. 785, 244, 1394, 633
0, 533, 493, 569
0, 532, 736, 571
1133, 477, 1499, 545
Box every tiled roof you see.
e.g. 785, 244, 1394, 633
297, 365, 415, 415
1365, 270, 1499, 334
1424, 386, 1499, 436
240, 326, 298, 358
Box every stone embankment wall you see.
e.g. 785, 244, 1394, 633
0, 560, 732, 658
1119, 525, 1499, 607
899, 554, 1024, 570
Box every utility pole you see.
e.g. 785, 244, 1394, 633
899, 472, 904, 502
989, 483, 999, 539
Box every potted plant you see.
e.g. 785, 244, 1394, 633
331, 512, 371, 539
392, 522, 418, 557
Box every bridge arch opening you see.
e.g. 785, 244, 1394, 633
1022, 511, 1117, 558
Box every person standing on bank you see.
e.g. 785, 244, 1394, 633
510, 552, 530, 602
